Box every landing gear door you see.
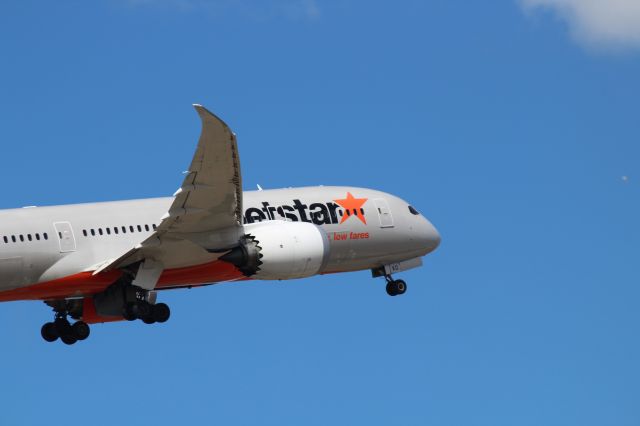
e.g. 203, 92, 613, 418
374, 198, 394, 228
54, 222, 77, 253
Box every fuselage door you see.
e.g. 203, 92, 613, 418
54, 222, 77, 253
373, 198, 394, 228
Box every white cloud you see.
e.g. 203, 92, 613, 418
521, 0, 640, 51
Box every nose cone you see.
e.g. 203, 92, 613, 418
419, 217, 441, 254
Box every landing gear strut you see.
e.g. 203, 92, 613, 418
385, 276, 407, 297
40, 307, 90, 345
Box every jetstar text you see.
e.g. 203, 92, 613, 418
243, 200, 363, 226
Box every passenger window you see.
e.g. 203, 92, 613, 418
129, 226, 134, 233
137, 225, 142, 232
58, 232, 62, 239
20, 235, 24, 242
122, 226, 126, 233
83, 230, 87, 237
27, 234, 32, 241
152, 224, 157, 230
106, 228, 111, 235
360, 208, 365, 215
145, 224, 149, 232
114, 227, 119, 235
36, 233, 40, 240
11, 236, 16, 243
90, 229, 95, 236
2, 236, 6, 243
346, 210, 351, 216
43, 233, 48, 240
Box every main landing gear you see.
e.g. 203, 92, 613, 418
41, 313, 90, 345
385, 276, 407, 296
40, 288, 172, 344
120, 284, 171, 324
123, 300, 171, 324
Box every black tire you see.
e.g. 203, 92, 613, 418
394, 279, 407, 295
123, 303, 137, 321
152, 303, 171, 323
41, 322, 58, 342
60, 334, 78, 345
54, 318, 71, 336
386, 281, 398, 296
142, 316, 156, 325
52, 317, 77, 345
72, 321, 91, 340
135, 302, 152, 319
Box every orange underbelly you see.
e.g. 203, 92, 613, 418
0, 260, 245, 302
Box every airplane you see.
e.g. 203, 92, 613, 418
0, 105, 441, 345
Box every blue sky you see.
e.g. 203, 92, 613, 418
1, 1, 639, 425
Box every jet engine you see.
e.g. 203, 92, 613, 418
220, 221, 330, 280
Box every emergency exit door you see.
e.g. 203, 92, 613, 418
374, 199, 394, 228
53, 222, 77, 252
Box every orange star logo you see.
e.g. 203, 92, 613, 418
334, 192, 368, 225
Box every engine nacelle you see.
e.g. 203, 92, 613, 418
220, 221, 330, 280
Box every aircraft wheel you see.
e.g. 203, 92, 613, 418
394, 279, 407, 295
54, 317, 72, 335
55, 318, 76, 344
386, 280, 407, 296
72, 321, 91, 340
135, 301, 152, 319
41, 322, 58, 342
123, 303, 137, 321
152, 303, 171, 323
386, 281, 398, 296
60, 334, 78, 345
142, 315, 156, 324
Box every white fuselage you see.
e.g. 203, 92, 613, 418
0, 186, 440, 295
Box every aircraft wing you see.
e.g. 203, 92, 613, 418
158, 104, 243, 234
92, 104, 243, 280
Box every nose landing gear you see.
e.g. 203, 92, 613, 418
371, 265, 409, 297
385, 277, 407, 296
